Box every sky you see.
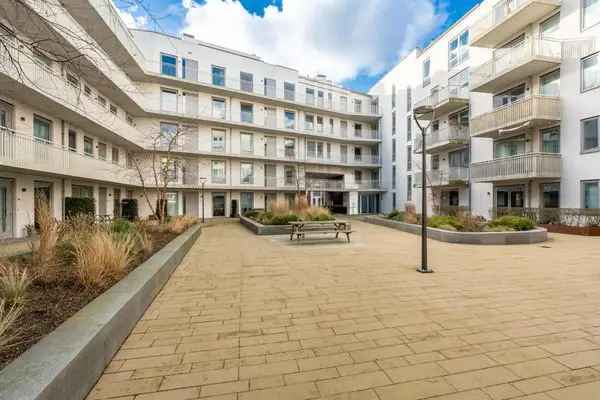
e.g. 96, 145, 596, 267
115, 0, 480, 92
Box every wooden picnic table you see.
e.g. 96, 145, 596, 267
289, 220, 353, 242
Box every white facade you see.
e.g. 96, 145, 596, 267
0, 0, 382, 239
371, 0, 600, 218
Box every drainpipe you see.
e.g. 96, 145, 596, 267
61, 178, 65, 219
468, 137, 472, 215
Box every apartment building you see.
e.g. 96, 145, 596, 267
0, 0, 383, 240
372, 0, 600, 218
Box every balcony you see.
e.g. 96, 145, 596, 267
414, 167, 470, 188
415, 125, 470, 154
471, 39, 562, 93
470, 96, 560, 138
305, 154, 381, 167
0, 128, 137, 185
471, 0, 561, 48
306, 179, 345, 191
471, 152, 561, 182
413, 85, 469, 116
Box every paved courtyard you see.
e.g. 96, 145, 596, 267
88, 220, 600, 400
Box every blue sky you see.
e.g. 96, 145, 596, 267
117, 0, 480, 92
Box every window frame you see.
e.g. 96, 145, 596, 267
83, 136, 94, 157
581, 179, 600, 209
211, 65, 226, 87
240, 162, 254, 184
160, 88, 178, 113
160, 53, 177, 77
581, 115, 600, 153
422, 58, 431, 87
211, 97, 226, 119
581, 0, 600, 31
581, 52, 600, 93
240, 103, 254, 124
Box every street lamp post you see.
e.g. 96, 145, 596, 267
199, 177, 207, 223
413, 109, 434, 273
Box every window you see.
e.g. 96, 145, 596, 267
32, 48, 52, 68
305, 114, 314, 130
98, 142, 107, 160
264, 78, 276, 97
339, 120, 347, 137
582, 116, 599, 152
240, 192, 254, 213
68, 130, 76, 151
109, 104, 118, 115
160, 122, 178, 148
182, 58, 198, 81
317, 91, 324, 107
112, 147, 119, 164
406, 116, 412, 141
161, 88, 178, 113
307, 141, 316, 158
126, 114, 134, 125
84, 85, 92, 97
284, 82, 295, 101
327, 92, 333, 108
66, 71, 79, 88
432, 154, 440, 170
540, 69, 560, 96
84, 136, 93, 156
392, 111, 396, 136
392, 166, 396, 189
211, 160, 226, 183
240, 162, 254, 184
422, 58, 431, 87
329, 118, 334, 134
354, 99, 362, 113
583, 180, 599, 208
161, 158, 177, 182
340, 96, 348, 111
391, 84, 396, 108
582, 53, 600, 92
284, 138, 295, 158
316, 116, 323, 132
240, 132, 253, 154
97, 95, 106, 108
493, 84, 526, 108
284, 166, 296, 185
407, 175, 413, 201
354, 170, 362, 184
326, 143, 331, 159
407, 146, 412, 171
72, 185, 93, 199
542, 182, 560, 208
406, 87, 412, 111
448, 30, 469, 70
240, 72, 253, 92
240, 103, 253, 123
161, 54, 177, 77
33, 115, 51, 142
582, 0, 600, 30
541, 13, 560, 38
354, 123, 362, 138
212, 98, 226, 119
166, 192, 178, 216
392, 193, 397, 209
212, 129, 225, 152
212, 65, 225, 86
495, 135, 526, 158
392, 138, 396, 162
284, 111, 296, 129
317, 142, 324, 158
541, 126, 560, 153
306, 88, 315, 105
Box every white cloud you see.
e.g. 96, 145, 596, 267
115, 3, 148, 29
180, 0, 446, 83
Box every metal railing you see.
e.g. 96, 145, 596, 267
470, 96, 560, 136
414, 85, 469, 112
414, 167, 470, 187
471, 152, 561, 182
306, 179, 345, 191
492, 207, 600, 227
471, 39, 562, 89
416, 125, 470, 153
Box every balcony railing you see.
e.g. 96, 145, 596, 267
0, 127, 136, 185
471, 152, 561, 182
471, 0, 561, 48
413, 85, 469, 115
471, 39, 562, 92
470, 96, 560, 137
305, 154, 381, 166
416, 125, 470, 153
415, 167, 470, 187
306, 179, 345, 191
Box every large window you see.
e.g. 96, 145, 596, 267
240, 132, 253, 154
284, 166, 296, 185
542, 182, 560, 208
240, 72, 253, 92
212, 129, 225, 152
582, 116, 599, 152
112, 147, 119, 164
284, 111, 296, 129
212, 65, 225, 86
68, 130, 76, 151
161, 88, 178, 113
284, 82, 295, 101
284, 138, 295, 158
160, 122, 178, 148
340, 121, 348, 137
240, 163, 254, 184
582, 0, 600, 30
541, 13, 560, 38
240, 192, 254, 213
212, 98, 226, 119
33, 115, 51, 142
98, 142, 107, 160
264, 78, 276, 97
305, 88, 315, 105
541, 126, 560, 153
72, 185, 93, 198
354, 99, 362, 113
316, 116, 324, 132
181, 58, 198, 81
166, 192, 178, 216
161, 54, 177, 77
495, 135, 526, 158
211, 160, 226, 183
240, 103, 253, 123
582, 53, 600, 92
583, 180, 599, 208
422, 58, 431, 87
449, 149, 469, 168
448, 30, 469, 70
84, 136, 94, 156
540, 69, 560, 96
493, 84, 526, 108
305, 114, 314, 131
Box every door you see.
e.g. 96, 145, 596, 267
98, 187, 108, 216
341, 145, 348, 163
34, 181, 52, 230
240, 192, 254, 214
496, 186, 525, 210
264, 136, 276, 157
0, 100, 14, 129
265, 107, 277, 128
213, 193, 226, 216
264, 164, 276, 187
113, 188, 121, 218
0, 178, 13, 239
265, 193, 276, 211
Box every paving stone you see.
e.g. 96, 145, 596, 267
316, 371, 391, 396
375, 377, 456, 400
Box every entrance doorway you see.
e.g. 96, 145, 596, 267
359, 193, 380, 214
496, 186, 525, 209
98, 187, 108, 216
0, 178, 13, 239
34, 181, 52, 229
213, 193, 226, 217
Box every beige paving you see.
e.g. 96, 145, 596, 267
87, 220, 600, 400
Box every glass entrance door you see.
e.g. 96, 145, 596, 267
496, 186, 525, 209
0, 178, 13, 239
212, 193, 225, 217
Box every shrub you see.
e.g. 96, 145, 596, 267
111, 219, 137, 237
243, 210, 261, 219
136, 231, 153, 258
65, 197, 95, 218
404, 203, 418, 224
30, 198, 59, 282
303, 207, 333, 221
0, 299, 22, 351
121, 199, 139, 221
428, 215, 464, 231
0, 263, 32, 305
165, 216, 198, 234
438, 224, 458, 231
458, 213, 486, 232
488, 215, 535, 231
387, 210, 405, 222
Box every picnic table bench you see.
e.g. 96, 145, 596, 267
289, 220, 353, 242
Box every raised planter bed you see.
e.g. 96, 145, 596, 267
362, 216, 547, 245
0, 225, 202, 400
540, 224, 600, 236
240, 215, 292, 235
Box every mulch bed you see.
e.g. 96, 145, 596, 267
0, 229, 177, 370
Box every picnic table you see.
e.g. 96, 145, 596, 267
289, 220, 353, 242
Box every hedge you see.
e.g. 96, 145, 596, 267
65, 197, 95, 218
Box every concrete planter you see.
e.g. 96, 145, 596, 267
239, 215, 292, 235
0, 225, 202, 400
362, 216, 547, 245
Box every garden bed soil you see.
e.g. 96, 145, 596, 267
540, 224, 600, 236
0, 229, 178, 370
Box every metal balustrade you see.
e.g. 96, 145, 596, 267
415, 125, 470, 154
471, 152, 561, 182
413, 85, 469, 115
414, 167, 470, 187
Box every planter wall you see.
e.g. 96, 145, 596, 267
362, 216, 547, 245
540, 224, 600, 236
239, 215, 292, 235
0, 225, 202, 400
